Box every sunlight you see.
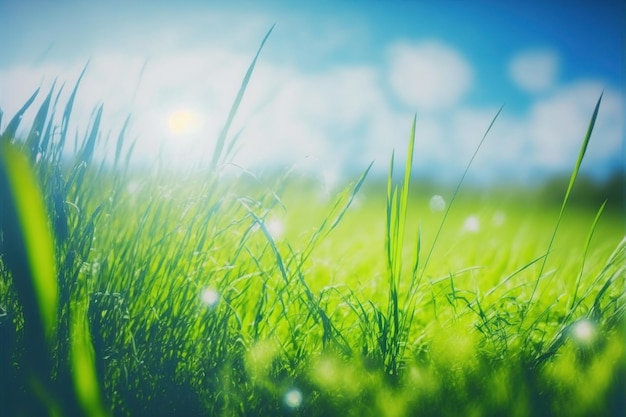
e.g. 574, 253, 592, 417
167, 108, 203, 136
158, 106, 216, 169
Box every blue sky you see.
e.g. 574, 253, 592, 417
0, 0, 624, 185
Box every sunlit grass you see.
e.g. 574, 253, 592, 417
0, 29, 624, 417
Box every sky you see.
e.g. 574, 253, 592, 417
0, 0, 624, 185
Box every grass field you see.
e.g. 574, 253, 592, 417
0, 37, 625, 417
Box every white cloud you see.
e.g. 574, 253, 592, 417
237, 63, 401, 173
0, 47, 251, 165
0, 13, 622, 186
509, 49, 559, 93
2, 50, 621, 185
446, 82, 624, 183
0, 42, 403, 175
387, 41, 473, 111
527, 82, 623, 175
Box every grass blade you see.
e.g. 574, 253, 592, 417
26, 82, 56, 161
114, 114, 131, 169
209, 25, 275, 172
419, 104, 504, 285
57, 62, 89, 161
0, 142, 60, 414
0, 142, 57, 341
1, 88, 40, 142
522, 93, 603, 325
70, 301, 109, 417
570, 199, 607, 309
80, 104, 104, 165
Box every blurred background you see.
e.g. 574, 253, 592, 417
0, 0, 624, 197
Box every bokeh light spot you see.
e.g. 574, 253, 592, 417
571, 319, 596, 345
200, 287, 220, 308
284, 388, 303, 409
463, 215, 480, 233
492, 210, 506, 227
266, 217, 285, 241
429, 194, 446, 212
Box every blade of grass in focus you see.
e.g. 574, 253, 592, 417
522, 92, 603, 328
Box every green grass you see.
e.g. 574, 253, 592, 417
0, 31, 624, 417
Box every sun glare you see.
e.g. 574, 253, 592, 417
167, 108, 203, 136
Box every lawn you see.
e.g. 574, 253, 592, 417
0, 36, 624, 417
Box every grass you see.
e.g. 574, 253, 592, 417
1, 30, 625, 417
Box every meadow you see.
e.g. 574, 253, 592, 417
0, 33, 624, 417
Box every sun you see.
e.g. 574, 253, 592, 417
167, 108, 202, 136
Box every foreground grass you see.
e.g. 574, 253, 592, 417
1, 35, 625, 417
2, 126, 625, 417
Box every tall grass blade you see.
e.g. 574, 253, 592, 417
114, 115, 131, 169
523, 93, 603, 325
396, 114, 416, 277
80, 104, 103, 165
0, 142, 60, 414
26, 83, 56, 161
209, 24, 274, 172
328, 161, 373, 230
419, 105, 504, 284
243, 203, 289, 284
378, 115, 417, 376
58, 63, 89, 160
70, 301, 109, 417
0, 142, 57, 341
571, 199, 607, 309
1, 88, 39, 142
40, 84, 66, 158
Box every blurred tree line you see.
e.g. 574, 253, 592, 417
539, 170, 625, 211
